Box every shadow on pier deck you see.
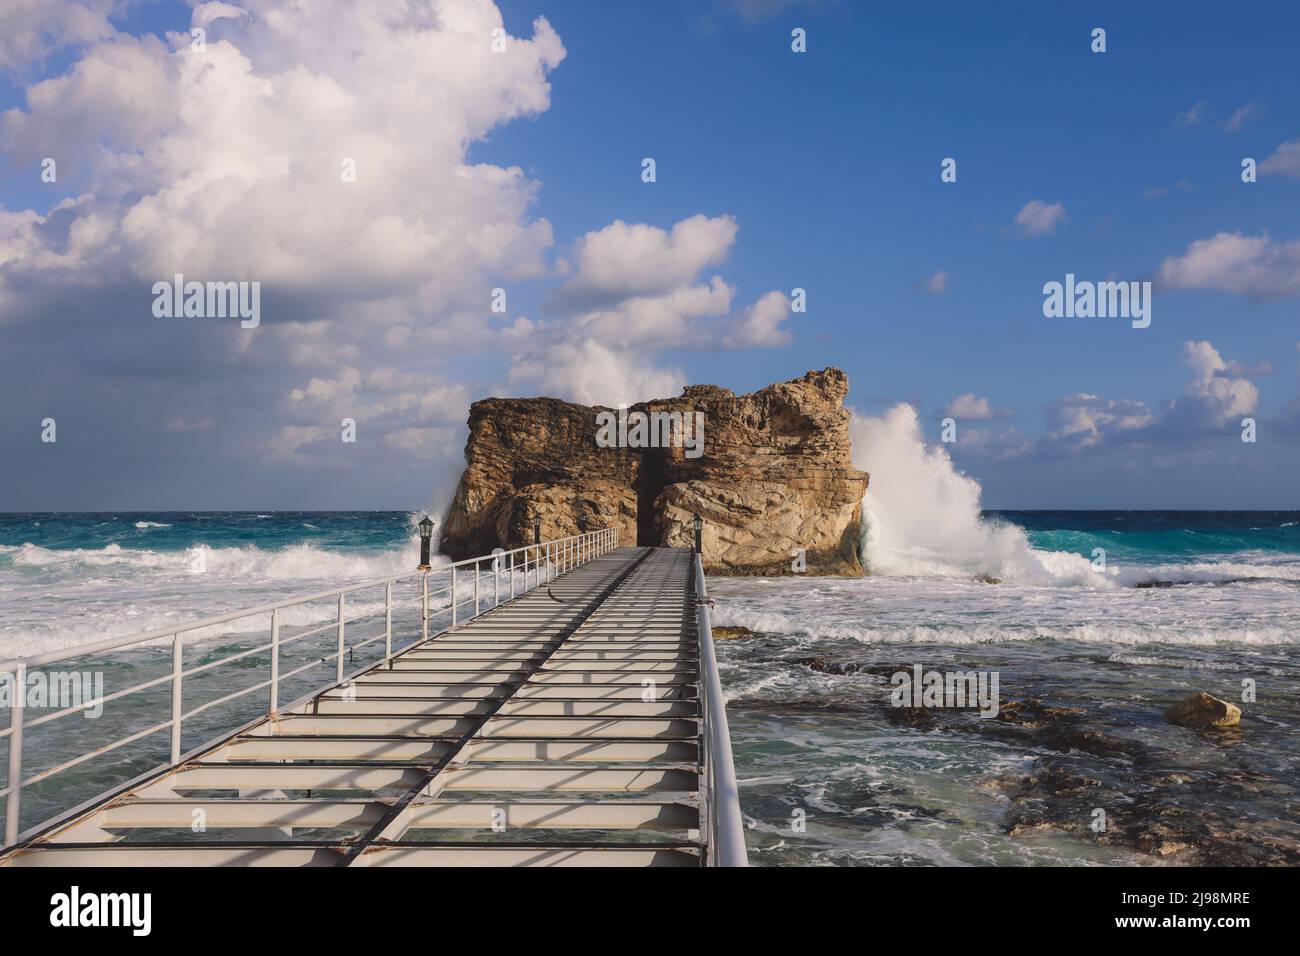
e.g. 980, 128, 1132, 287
1, 543, 746, 867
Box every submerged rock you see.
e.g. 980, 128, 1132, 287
789, 656, 892, 677
994, 698, 1084, 727
884, 705, 938, 729
1000, 762, 1300, 864
1165, 691, 1242, 729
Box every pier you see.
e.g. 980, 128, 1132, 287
0, 530, 747, 867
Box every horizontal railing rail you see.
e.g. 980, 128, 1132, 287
0, 527, 616, 849
694, 553, 748, 867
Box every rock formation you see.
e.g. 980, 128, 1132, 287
440, 368, 869, 575
1164, 691, 1242, 729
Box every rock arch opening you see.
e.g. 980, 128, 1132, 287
634, 448, 669, 546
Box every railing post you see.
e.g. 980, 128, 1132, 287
494, 555, 501, 607
510, 551, 516, 599
5, 665, 25, 846
170, 636, 182, 764
336, 593, 346, 684
694, 555, 747, 866
451, 566, 458, 628
269, 608, 280, 715
474, 560, 481, 617
385, 582, 393, 660
421, 574, 429, 641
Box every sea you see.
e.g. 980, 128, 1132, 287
1, 409, 1297, 863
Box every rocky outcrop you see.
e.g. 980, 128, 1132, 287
440, 368, 869, 575
712, 626, 756, 641
1165, 691, 1242, 729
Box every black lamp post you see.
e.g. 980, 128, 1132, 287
577, 514, 589, 534
417, 515, 434, 570
533, 514, 542, 545
693, 513, 702, 555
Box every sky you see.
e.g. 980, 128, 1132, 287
1, 0, 1298, 511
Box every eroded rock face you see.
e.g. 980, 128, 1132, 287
1165, 691, 1242, 729
440, 368, 869, 575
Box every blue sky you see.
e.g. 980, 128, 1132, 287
1, 0, 1298, 510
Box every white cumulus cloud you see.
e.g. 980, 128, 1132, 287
1157, 232, 1300, 297
722, 290, 791, 348
0, 0, 116, 71
1014, 199, 1067, 236
1260, 139, 1300, 177
941, 393, 1014, 421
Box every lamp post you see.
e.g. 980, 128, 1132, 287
417, 515, 434, 571
533, 514, 542, 545
693, 513, 702, 555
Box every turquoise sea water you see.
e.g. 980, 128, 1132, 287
0, 511, 415, 555
711, 510, 1300, 866
2, 510, 1298, 864
1005, 509, 1300, 563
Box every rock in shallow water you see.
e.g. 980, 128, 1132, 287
1164, 691, 1242, 729
712, 625, 755, 641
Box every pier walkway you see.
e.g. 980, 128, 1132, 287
0, 532, 746, 867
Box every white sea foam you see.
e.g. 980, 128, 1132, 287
134, 521, 171, 529
710, 569, 1300, 648
1, 540, 422, 580
848, 405, 1300, 590
849, 405, 1107, 585
0, 541, 441, 658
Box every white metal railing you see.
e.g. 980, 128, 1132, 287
693, 553, 747, 867
0, 526, 617, 849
